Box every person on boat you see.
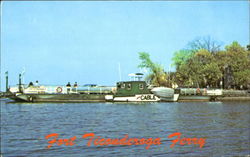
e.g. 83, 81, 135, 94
73, 82, 78, 92
66, 82, 71, 87
66, 82, 71, 94
74, 82, 78, 88
28, 82, 34, 87
35, 80, 39, 86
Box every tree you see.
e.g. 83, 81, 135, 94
172, 49, 194, 69
187, 36, 222, 53
138, 52, 169, 86
223, 42, 250, 89
174, 49, 222, 88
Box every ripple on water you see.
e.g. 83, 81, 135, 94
1, 100, 250, 156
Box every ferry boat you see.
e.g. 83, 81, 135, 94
105, 73, 161, 102
6, 73, 164, 103
5, 72, 221, 103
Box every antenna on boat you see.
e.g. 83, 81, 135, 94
18, 73, 22, 93
118, 62, 122, 81
5, 71, 8, 92
21, 67, 25, 84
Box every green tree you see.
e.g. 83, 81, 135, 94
175, 49, 222, 88
138, 52, 169, 86
172, 49, 194, 69
172, 36, 223, 87
223, 42, 250, 88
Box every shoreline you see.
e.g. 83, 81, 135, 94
216, 96, 250, 101
1, 97, 250, 102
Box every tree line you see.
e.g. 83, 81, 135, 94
138, 37, 250, 89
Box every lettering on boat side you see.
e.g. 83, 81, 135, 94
137, 95, 157, 100
45, 132, 206, 149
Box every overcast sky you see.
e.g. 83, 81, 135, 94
1, 1, 249, 90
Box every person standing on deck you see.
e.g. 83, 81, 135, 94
35, 80, 39, 86
66, 82, 71, 94
73, 82, 78, 92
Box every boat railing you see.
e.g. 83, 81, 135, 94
179, 88, 223, 96
9, 84, 115, 94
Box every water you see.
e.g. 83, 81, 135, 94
1, 99, 250, 156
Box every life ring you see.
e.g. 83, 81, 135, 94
56, 87, 63, 93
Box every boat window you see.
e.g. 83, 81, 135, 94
139, 84, 144, 90
121, 83, 125, 88
127, 84, 131, 90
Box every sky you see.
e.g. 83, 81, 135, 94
0, 1, 249, 90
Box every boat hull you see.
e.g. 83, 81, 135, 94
178, 95, 211, 101
107, 94, 160, 102
13, 94, 106, 102
160, 94, 179, 102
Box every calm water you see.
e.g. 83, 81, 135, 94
1, 99, 250, 156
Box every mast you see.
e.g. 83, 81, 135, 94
18, 73, 22, 93
21, 67, 25, 84
5, 71, 8, 92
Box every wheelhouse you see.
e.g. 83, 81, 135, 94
115, 73, 152, 96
